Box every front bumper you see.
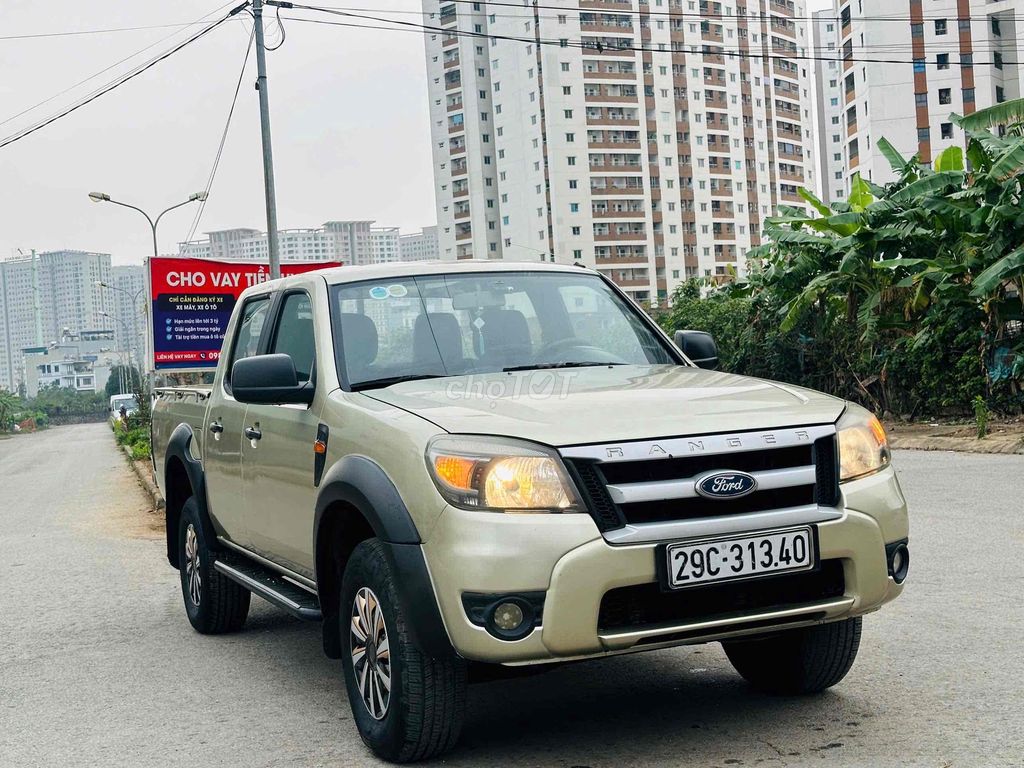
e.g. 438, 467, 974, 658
421, 465, 908, 664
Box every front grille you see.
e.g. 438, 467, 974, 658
561, 427, 839, 531
598, 559, 846, 632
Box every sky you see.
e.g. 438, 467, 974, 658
0, 0, 835, 268
0, 0, 435, 266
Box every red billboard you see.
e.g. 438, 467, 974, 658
147, 257, 340, 371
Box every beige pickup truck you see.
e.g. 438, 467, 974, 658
152, 260, 909, 763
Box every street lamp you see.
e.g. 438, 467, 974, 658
96, 281, 145, 372
88, 191, 207, 379
88, 191, 208, 260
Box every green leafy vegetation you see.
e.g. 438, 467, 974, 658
660, 100, 1024, 418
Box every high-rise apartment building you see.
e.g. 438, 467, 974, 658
812, 10, 848, 203
422, 0, 816, 303
108, 264, 146, 369
0, 250, 113, 391
369, 227, 402, 263
179, 222, 438, 267
816, 0, 1023, 193
399, 225, 441, 261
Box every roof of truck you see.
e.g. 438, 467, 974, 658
288, 258, 597, 288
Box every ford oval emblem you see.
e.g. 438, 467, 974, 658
695, 471, 758, 499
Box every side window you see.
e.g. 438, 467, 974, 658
270, 292, 316, 384
228, 296, 271, 378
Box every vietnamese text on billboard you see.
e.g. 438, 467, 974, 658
148, 257, 339, 371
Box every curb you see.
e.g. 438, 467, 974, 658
888, 435, 1024, 455
122, 445, 165, 509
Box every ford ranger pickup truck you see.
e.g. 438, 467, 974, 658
152, 260, 909, 763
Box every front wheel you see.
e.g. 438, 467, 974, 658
723, 617, 862, 695
340, 539, 466, 763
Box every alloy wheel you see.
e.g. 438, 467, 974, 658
184, 523, 201, 606
350, 586, 391, 720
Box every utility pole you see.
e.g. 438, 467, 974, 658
253, 0, 281, 279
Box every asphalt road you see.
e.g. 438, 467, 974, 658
1, 423, 1021, 767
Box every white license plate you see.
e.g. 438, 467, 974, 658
664, 527, 815, 590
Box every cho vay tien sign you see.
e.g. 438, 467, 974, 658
148, 257, 339, 371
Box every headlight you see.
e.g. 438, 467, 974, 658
837, 405, 891, 482
426, 435, 584, 513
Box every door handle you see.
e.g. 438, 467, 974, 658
244, 426, 262, 441
209, 421, 224, 434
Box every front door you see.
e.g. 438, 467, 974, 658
203, 293, 272, 548
241, 290, 322, 575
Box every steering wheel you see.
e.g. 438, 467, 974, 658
534, 337, 626, 364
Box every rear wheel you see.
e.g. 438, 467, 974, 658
178, 497, 250, 634
340, 539, 466, 763
723, 617, 862, 695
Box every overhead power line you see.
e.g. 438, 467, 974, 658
277, 3, 1024, 67
0, 21, 229, 41
185, 26, 257, 244
0, 3, 250, 151
0, 1, 244, 131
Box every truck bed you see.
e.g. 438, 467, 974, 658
152, 386, 213, 489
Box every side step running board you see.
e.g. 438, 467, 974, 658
214, 554, 322, 622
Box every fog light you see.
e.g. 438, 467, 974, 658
891, 544, 910, 584
493, 602, 525, 632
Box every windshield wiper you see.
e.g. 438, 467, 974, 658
502, 362, 627, 372
351, 374, 448, 391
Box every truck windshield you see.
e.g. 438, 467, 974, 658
329, 271, 677, 390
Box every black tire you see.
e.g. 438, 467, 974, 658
723, 617, 862, 695
178, 497, 250, 634
340, 539, 466, 763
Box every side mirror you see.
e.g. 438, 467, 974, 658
231, 354, 314, 405
674, 330, 720, 370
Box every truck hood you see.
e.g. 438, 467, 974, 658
363, 364, 845, 447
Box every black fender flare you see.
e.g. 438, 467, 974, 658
314, 455, 453, 658
164, 423, 219, 568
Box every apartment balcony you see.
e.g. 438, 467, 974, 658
455, 229, 473, 242
454, 209, 471, 220
450, 164, 468, 177
579, 0, 632, 8
594, 255, 649, 265
452, 186, 469, 199
447, 100, 463, 112
777, 147, 802, 161
701, 29, 724, 44
592, 208, 645, 218
586, 116, 641, 127
581, 22, 635, 35
588, 162, 643, 173
583, 69, 637, 80
612, 277, 651, 288
709, 165, 732, 176
584, 92, 639, 103
779, 168, 804, 182
442, 35, 458, 49
711, 208, 734, 219
773, 61, 798, 80
847, 118, 858, 136
449, 143, 466, 155
591, 186, 645, 196
443, 57, 460, 70
448, 122, 465, 135
780, 189, 803, 203
584, 44, 634, 58
588, 139, 642, 149
712, 228, 736, 241
594, 229, 647, 241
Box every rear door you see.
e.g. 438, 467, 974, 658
202, 293, 271, 548
240, 288, 323, 575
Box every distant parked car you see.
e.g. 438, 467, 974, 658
109, 394, 137, 423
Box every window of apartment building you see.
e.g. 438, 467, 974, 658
849, 138, 859, 158
566, 132, 575, 142
936, 53, 949, 70
913, 58, 925, 73
569, 180, 578, 189
557, 13, 567, 23
487, 199, 495, 208
964, 88, 975, 104
958, 19, 970, 31
941, 122, 953, 139
832, 116, 840, 125
915, 92, 927, 106
917, 127, 930, 142
960, 53, 973, 67
562, 86, 571, 95
833, 133, 840, 142
501, 193, 508, 203
997, 86, 1006, 103
567, 156, 576, 165
485, 155, 493, 164
561, 62, 570, 72
570, 203, 580, 212
571, 226, 581, 235
573, 249, 582, 259
564, 109, 573, 119
938, 88, 951, 105
992, 17, 1002, 36
830, 97, 839, 106
495, 105, 502, 114
911, 23, 923, 38
502, 216, 510, 225
994, 51, 1004, 70
934, 18, 947, 35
